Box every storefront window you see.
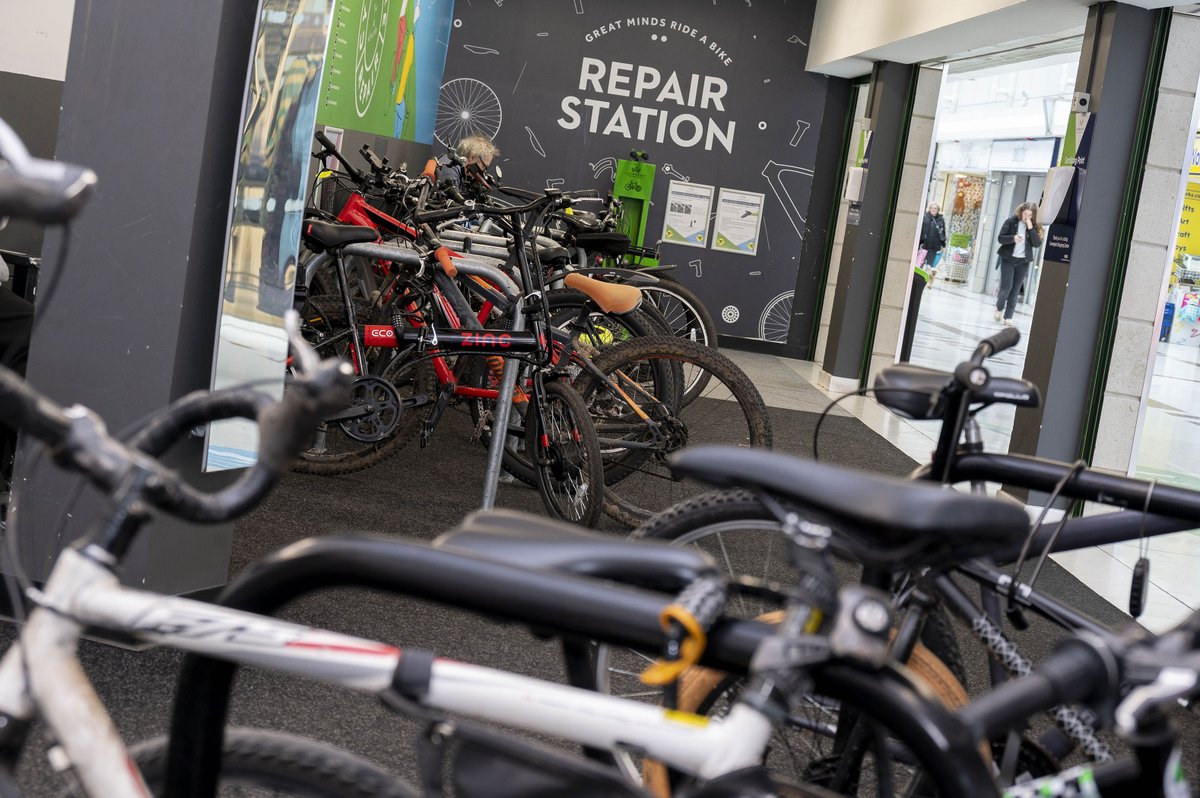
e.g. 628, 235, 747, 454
1134, 136, 1200, 490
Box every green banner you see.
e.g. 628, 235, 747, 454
317, 0, 453, 142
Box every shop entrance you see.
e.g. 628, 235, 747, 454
902, 47, 1079, 453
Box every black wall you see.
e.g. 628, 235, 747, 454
442, 1, 843, 349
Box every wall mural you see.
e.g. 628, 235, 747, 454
317, 0, 455, 143
438, 0, 831, 342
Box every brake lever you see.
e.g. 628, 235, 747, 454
1116, 667, 1199, 736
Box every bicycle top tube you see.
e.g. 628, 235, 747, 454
945, 452, 1200, 527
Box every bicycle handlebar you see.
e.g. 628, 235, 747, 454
313, 130, 368, 186
953, 327, 1021, 389
0, 117, 96, 224
412, 192, 569, 226
960, 635, 1118, 742
0, 321, 354, 527
972, 326, 1021, 364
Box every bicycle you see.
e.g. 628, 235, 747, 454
15, 112, 1200, 798
625, 329, 1200, 783
0, 132, 1012, 798
376, 185, 771, 528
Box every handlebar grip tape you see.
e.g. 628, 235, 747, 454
422, 159, 439, 180
434, 246, 458, 278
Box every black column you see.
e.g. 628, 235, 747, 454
821, 61, 917, 384
1010, 3, 1166, 464
13, 0, 258, 590
791, 77, 853, 360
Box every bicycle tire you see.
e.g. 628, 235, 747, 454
575, 338, 772, 528
470, 291, 667, 489
308, 252, 382, 302
527, 379, 604, 527
126, 728, 416, 797
635, 280, 717, 405
631, 489, 969, 681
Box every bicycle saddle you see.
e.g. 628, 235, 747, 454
670, 447, 1031, 569
434, 509, 717, 593
537, 245, 571, 264
873, 363, 1040, 421
562, 272, 641, 315
301, 220, 377, 251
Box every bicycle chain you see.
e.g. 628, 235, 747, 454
971, 615, 1113, 762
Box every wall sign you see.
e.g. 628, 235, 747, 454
662, 180, 714, 248
317, 0, 455, 143
438, 0, 829, 341
713, 188, 764, 256
988, 137, 1056, 173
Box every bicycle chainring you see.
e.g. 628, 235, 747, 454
338, 376, 403, 443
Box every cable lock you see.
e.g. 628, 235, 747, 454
640, 576, 728, 686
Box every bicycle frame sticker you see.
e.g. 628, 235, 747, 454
362, 324, 540, 353
1002, 765, 1099, 798
1165, 748, 1189, 798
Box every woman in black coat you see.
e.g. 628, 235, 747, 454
994, 202, 1042, 326
919, 202, 947, 272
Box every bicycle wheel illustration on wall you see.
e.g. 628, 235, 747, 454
759, 291, 794, 342
435, 78, 502, 147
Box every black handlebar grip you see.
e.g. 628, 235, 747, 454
0, 161, 96, 224
441, 180, 467, 205
313, 131, 366, 184
978, 327, 1021, 360
314, 129, 337, 152
960, 637, 1113, 742
413, 206, 466, 225
125, 389, 273, 458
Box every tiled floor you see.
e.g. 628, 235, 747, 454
725, 279, 1199, 632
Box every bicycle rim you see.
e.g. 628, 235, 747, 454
528, 380, 603, 527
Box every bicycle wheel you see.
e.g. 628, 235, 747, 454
292, 348, 434, 476
636, 280, 717, 405
527, 379, 604, 527
630, 489, 968, 685
574, 337, 772, 528
307, 253, 382, 302
469, 291, 666, 488
129, 728, 416, 797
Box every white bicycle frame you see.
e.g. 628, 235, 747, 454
0, 545, 773, 797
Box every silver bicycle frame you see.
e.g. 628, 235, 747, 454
0, 542, 770, 797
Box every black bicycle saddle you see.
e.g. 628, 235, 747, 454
434, 509, 716, 593
671, 447, 1031, 569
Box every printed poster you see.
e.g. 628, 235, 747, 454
662, 180, 714, 248
317, 0, 455, 143
713, 188, 765, 256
